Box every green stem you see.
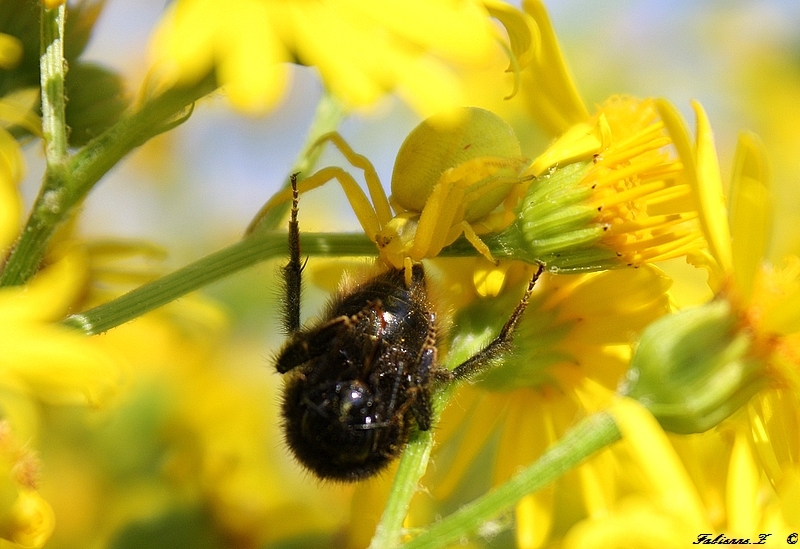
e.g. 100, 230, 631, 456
40, 3, 68, 167
368, 428, 434, 549
61, 232, 490, 335
62, 232, 376, 335
400, 412, 621, 549
0, 74, 216, 287
368, 384, 457, 549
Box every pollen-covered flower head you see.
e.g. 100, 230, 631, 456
489, 96, 705, 272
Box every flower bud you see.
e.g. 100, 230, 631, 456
620, 299, 767, 434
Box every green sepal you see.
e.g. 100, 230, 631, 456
485, 161, 621, 272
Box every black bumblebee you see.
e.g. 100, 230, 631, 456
275, 175, 541, 482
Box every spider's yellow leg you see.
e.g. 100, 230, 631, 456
314, 133, 393, 226
408, 179, 465, 260
403, 256, 414, 287
446, 221, 497, 264
251, 167, 382, 240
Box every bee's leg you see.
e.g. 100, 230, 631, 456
407, 344, 438, 431
449, 263, 544, 382
282, 173, 305, 334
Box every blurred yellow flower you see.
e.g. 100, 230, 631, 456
0, 131, 129, 547
409, 263, 671, 547
0, 421, 54, 549
615, 99, 800, 535
560, 399, 796, 546
149, 0, 501, 115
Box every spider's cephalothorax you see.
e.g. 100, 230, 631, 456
276, 174, 541, 482
277, 264, 437, 481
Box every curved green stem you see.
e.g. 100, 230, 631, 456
368, 428, 434, 549
367, 383, 459, 549
62, 232, 376, 335
61, 231, 496, 335
400, 412, 621, 549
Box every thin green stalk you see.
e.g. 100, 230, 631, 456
62, 232, 376, 335
61, 231, 495, 335
368, 429, 434, 549
40, 3, 68, 167
367, 384, 458, 549
1, 75, 215, 287
401, 412, 621, 549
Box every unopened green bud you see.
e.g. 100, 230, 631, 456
487, 161, 620, 272
65, 63, 128, 147
621, 299, 767, 434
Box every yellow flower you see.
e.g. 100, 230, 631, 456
148, 0, 500, 115
490, 95, 706, 272
479, 0, 707, 274
0, 421, 54, 549
560, 398, 795, 546
653, 100, 800, 432
409, 262, 671, 547
0, 130, 133, 548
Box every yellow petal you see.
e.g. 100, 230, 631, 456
727, 430, 760, 534
216, 2, 289, 111
527, 117, 607, 177
484, 0, 539, 68
729, 132, 771, 303
692, 100, 733, 273
515, 490, 553, 549
342, 0, 495, 64
609, 397, 709, 529
657, 99, 732, 275
562, 496, 689, 549
0, 249, 87, 323
0, 323, 121, 406
520, 0, 589, 137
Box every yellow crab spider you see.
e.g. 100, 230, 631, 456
257, 107, 531, 284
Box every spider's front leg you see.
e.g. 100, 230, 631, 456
246, 132, 393, 240
448, 263, 544, 382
